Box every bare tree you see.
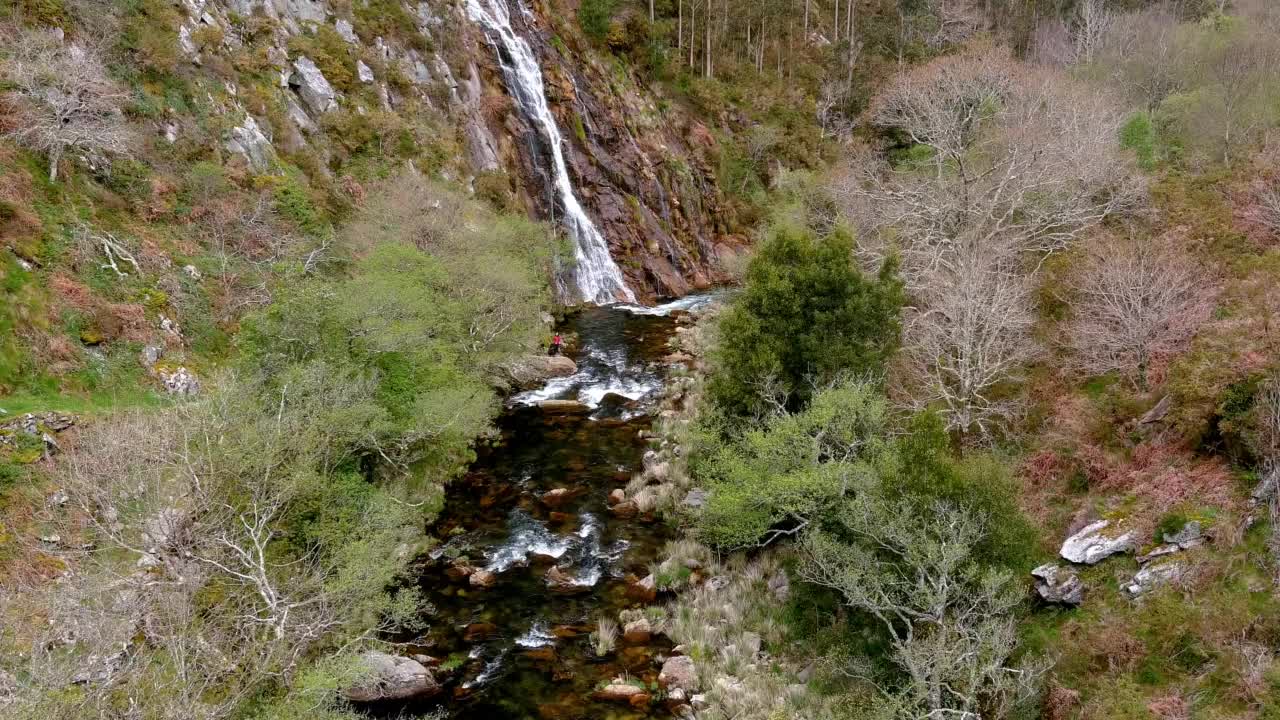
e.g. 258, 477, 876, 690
801, 497, 1043, 719
1, 27, 133, 182
1, 390, 393, 719
1244, 177, 1280, 240
832, 47, 1141, 435
1198, 28, 1278, 165
1095, 3, 1187, 110
1072, 0, 1115, 64
837, 46, 1142, 291
1030, 17, 1074, 67
1252, 375, 1280, 583
1064, 234, 1208, 389
904, 252, 1040, 437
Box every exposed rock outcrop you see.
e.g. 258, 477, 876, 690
343, 651, 441, 702
225, 115, 274, 171
291, 57, 337, 115
1124, 561, 1184, 597
159, 366, 201, 395
471, 6, 735, 300
1060, 519, 1137, 565
1031, 563, 1084, 606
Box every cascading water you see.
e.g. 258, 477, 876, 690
465, 0, 635, 305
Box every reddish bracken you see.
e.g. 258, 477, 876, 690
1093, 441, 1237, 530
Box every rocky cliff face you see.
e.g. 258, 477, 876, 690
468, 0, 736, 300
176, 0, 732, 303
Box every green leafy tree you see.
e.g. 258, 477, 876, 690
694, 378, 888, 548
800, 495, 1044, 720
708, 224, 903, 418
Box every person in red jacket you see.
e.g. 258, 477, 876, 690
549, 333, 563, 356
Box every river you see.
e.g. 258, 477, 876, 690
369, 295, 716, 719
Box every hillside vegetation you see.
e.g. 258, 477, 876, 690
3, 0, 1280, 718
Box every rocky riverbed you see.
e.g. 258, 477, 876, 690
360, 295, 719, 719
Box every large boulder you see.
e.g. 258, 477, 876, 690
1031, 563, 1083, 606
540, 488, 572, 508
1059, 519, 1137, 565
593, 682, 648, 704
291, 57, 337, 114
622, 618, 651, 644
343, 651, 441, 702
626, 573, 657, 602
659, 655, 697, 692
505, 355, 577, 387
469, 569, 496, 588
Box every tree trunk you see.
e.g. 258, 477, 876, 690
649, 0, 654, 23
689, 7, 696, 67
705, 0, 712, 78
677, 0, 683, 60
804, 0, 810, 40
834, 0, 840, 42
846, 0, 856, 91
48, 146, 61, 183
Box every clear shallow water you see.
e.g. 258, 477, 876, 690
368, 302, 701, 719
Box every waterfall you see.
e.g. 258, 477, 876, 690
465, 0, 636, 305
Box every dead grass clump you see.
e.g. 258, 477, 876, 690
1099, 442, 1238, 523
1145, 693, 1190, 720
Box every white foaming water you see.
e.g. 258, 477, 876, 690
512, 327, 662, 408
484, 510, 571, 572
515, 621, 557, 648
464, 651, 508, 689
465, 0, 634, 305
615, 291, 726, 316
560, 511, 628, 588
482, 509, 626, 589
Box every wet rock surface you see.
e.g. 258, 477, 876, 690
472, 4, 736, 301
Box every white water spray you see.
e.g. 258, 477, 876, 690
465, 0, 635, 304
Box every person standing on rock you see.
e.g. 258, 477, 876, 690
549, 333, 563, 356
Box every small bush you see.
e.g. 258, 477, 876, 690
270, 170, 328, 237
1153, 511, 1189, 542
1120, 112, 1160, 170
578, 0, 617, 43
